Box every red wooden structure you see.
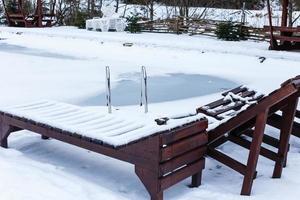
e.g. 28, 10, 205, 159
2, 0, 56, 27
0, 101, 208, 200
266, 0, 300, 50
197, 76, 300, 195
1, 76, 300, 198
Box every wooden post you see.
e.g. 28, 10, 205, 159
0, 119, 12, 148
241, 111, 268, 195
135, 166, 163, 200
281, 0, 289, 27
37, 0, 43, 27
41, 135, 50, 140
191, 171, 203, 187
266, 0, 278, 49
273, 97, 298, 178
1, 0, 10, 26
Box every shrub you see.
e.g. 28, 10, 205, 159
215, 22, 249, 41
73, 11, 89, 29
126, 14, 142, 33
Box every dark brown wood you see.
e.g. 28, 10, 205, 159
161, 120, 207, 145
265, 0, 300, 51
191, 171, 203, 188
273, 97, 298, 178
0, 110, 208, 200
160, 159, 205, 190
0, 120, 11, 148
161, 133, 207, 162
198, 86, 264, 121
264, 26, 300, 33
241, 111, 268, 195
159, 146, 206, 175
135, 166, 163, 200
273, 35, 300, 43
222, 86, 248, 96
197, 76, 300, 196
268, 113, 300, 138
243, 129, 280, 149
281, 0, 289, 27
208, 84, 297, 144
41, 135, 50, 140
208, 147, 249, 176
2, 0, 56, 28
228, 135, 279, 162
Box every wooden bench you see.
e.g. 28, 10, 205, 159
0, 101, 208, 200
2, 76, 300, 198
264, 26, 300, 33
197, 76, 300, 195
264, 26, 300, 50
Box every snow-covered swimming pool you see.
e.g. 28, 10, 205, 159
0, 43, 82, 60
82, 73, 238, 106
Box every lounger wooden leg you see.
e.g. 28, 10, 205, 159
191, 171, 202, 187
135, 165, 163, 200
41, 135, 50, 140
0, 121, 12, 148
241, 111, 268, 196
273, 98, 298, 178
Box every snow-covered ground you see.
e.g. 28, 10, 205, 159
109, 3, 300, 28
1, 26, 300, 200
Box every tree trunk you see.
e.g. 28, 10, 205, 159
115, 0, 119, 13
150, 0, 154, 21
288, 0, 293, 27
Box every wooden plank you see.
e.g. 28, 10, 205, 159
241, 111, 268, 195
161, 120, 207, 145
274, 35, 300, 43
161, 133, 208, 162
159, 146, 206, 175
199, 87, 262, 119
264, 26, 300, 32
212, 101, 245, 116
228, 135, 279, 162
0, 114, 149, 166
242, 129, 280, 148
208, 84, 298, 144
222, 86, 247, 96
292, 122, 300, 138
295, 110, 300, 118
160, 158, 205, 190
200, 99, 231, 110
241, 90, 256, 98
268, 113, 300, 138
273, 97, 298, 178
207, 147, 248, 175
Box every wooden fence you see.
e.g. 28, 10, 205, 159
139, 18, 267, 41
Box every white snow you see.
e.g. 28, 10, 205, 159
1, 26, 300, 200
115, 3, 300, 28
0, 100, 208, 147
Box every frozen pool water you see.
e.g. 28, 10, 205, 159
0, 43, 82, 60
81, 73, 238, 106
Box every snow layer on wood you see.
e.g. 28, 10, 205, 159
205, 90, 263, 131
86, 17, 126, 32
0, 100, 207, 147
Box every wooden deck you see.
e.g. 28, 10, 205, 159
197, 76, 300, 195
0, 103, 208, 200
1, 76, 300, 199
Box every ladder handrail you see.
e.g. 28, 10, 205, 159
140, 66, 148, 113
106, 66, 112, 114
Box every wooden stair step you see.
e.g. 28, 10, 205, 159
274, 35, 300, 43
264, 26, 300, 33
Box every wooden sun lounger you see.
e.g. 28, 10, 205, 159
0, 101, 208, 200
197, 76, 300, 195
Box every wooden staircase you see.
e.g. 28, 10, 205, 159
3, 0, 56, 28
